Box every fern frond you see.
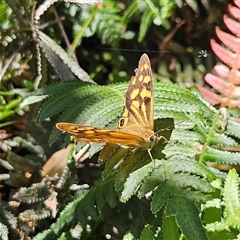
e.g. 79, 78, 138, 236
201, 147, 240, 165
33, 191, 87, 240
197, 0, 240, 108
122, 0, 175, 42
0, 209, 17, 228
148, 161, 210, 240
12, 180, 51, 204
72, 0, 123, 46
7, 151, 41, 174
115, 150, 151, 192
121, 0, 140, 26
37, 31, 94, 82
165, 197, 208, 240
112, 157, 213, 239
19, 208, 51, 221
76, 173, 117, 225
138, 7, 154, 43
0, 208, 18, 239
32, 229, 51, 240
0, 222, 8, 240
137, 159, 214, 200
226, 119, 240, 139
121, 160, 155, 202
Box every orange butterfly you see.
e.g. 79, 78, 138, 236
56, 54, 162, 157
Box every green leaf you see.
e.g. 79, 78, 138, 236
20, 95, 49, 109
207, 230, 237, 240
101, 145, 129, 179
226, 119, 240, 139
122, 0, 176, 42
166, 198, 208, 240
120, 161, 154, 202
38, 31, 93, 82
140, 224, 153, 240
162, 214, 179, 240
223, 169, 240, 228
202, 147, 240, 165
115, 150, 150, 192
138, 8, 153, 42
123, 231, 135, 240
151, 181, 175, 213
122, 0, 141, 26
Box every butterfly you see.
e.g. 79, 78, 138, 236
56, 53, 164, 159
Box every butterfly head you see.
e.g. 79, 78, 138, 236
149, 132, 159, 142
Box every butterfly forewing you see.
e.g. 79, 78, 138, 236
56, 123, 146, 148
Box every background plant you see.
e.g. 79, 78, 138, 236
1, 0, 239, 239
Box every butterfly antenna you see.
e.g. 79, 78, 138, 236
156, 124, 174, 135
156, 120, 191, 135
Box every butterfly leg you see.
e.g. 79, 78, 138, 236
158, 135, 168, 143
147, 148, 155, 165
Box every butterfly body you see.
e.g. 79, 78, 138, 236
56, 54, 160, 153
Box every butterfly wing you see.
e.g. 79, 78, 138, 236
56, 123, 145, 148
117, 54, 154, 141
